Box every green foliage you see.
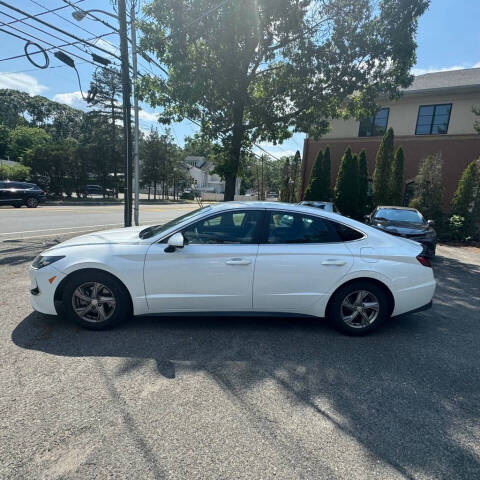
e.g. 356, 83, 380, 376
0, 163, 31, 181
304, 147, 331, 202
8, 125, 50, 161
335, 147, 358, 217
356, 149, 369, 217
390, 146, 404, 205
409, 153, 444, 225
0, 124, 10, 157
473, 105, 480, 134
373, 127, 394, 205
139, 0, 428, 200
451, 159, 480, 238
304, 150, 324, 201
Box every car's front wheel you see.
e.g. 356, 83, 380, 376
26, 197, 39, 208
327, 281, 389, 335
62, 270, 131, 329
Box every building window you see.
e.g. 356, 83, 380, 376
358, 108, 389, 137
415, 104, 452, 135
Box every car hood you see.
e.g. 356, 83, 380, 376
47, 226, 149, 250
372, 219, 433, 236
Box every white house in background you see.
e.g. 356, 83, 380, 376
186, 155, 241, 194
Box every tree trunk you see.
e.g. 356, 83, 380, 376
223, 106, 244, 201
148, 184, 151, 201
154, 180, 157, 200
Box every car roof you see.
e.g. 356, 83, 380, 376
206, 201, 342, 219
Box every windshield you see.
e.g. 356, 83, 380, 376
139, 206, 211, 239
374, 208, 425, 224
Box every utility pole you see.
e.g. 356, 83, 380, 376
261, 155, 264, 200
131, 2, 140, 226
118, 0, 132, 227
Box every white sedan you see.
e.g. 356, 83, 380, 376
29, 202, 436, 335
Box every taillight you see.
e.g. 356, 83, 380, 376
416, 255, 432, 267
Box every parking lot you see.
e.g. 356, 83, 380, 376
1, 206, 480, 479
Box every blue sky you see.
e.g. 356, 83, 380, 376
0, 0, 478, 159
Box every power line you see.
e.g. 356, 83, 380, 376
28, 0, 120, 57
0, 61, 89, 75
0, 31, 116, 63
0, 0, 84, 28
0, 1, 121, 61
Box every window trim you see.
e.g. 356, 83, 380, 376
260, 209, 367, 245
415, 103, 452, 136
358, 108, 390, 137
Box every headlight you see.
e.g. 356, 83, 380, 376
32, 255, 65, 269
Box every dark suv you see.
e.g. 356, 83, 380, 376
0, 181, 46, 208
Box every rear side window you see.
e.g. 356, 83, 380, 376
331, 222, 365, 241
266, 211, 338, 244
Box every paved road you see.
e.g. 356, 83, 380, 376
0, 203, 200, 240
1, 240, 480, 479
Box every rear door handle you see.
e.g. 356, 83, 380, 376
226, 258, 251, 265
321, 259, 346, 266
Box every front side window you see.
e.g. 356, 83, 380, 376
358, 108, 389, 137
183, 210, 262, 244
415, 104, 452, 135
266, 211, 338, 244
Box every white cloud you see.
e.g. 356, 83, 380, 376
412, 62, 480, 76
0, 72, 48, 95
255, 143, 298, 159
53, 91, 87, 110
137, 109, 158, 122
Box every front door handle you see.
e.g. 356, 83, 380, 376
321, 259, 347, 266
226, 258, 251, 266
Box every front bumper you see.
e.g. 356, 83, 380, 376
29, 265, 65, 315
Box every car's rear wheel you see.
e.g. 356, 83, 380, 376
62, 270, 131, 329
26, 197, 39, 208
327, 281, 389, 335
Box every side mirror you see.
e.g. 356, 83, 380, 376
427, 219, 435, 226
164, 232, 184, 252
364, 215, 370, 223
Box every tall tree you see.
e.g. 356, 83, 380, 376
452, 159, 480, 236
89, 68, 123, 195
409, 153, 444, 224
8, 125, 50, 161
140, 0, 428, 200
357, 149, 369, 217
334, 146, 358, 217
303, 150, 324, 201
390, 146, 404, 205
373, 127, 394, 205
289, 150, 301, 202
323, 146, 332, 201
279, 157, 291, 202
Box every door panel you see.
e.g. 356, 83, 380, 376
144, 243, 258, 312
253, 243, 353, 313
252, 210, 353, 314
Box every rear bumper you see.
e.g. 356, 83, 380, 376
402, 300, 433, 315
392, 279, 436, 317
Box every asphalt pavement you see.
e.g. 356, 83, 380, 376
0, 203, 200, 240
0, 226, 479, 479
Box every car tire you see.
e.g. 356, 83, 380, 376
327, 281, 389, 336
26, 197, 39, 208
62, 270, 132, 330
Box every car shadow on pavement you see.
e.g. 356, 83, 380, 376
11, 252, 480, 479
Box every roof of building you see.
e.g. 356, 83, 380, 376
404, 67, 480, 94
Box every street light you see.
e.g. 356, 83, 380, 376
71, 9, 119, 22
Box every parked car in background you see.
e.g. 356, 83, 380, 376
30, 202, 435, 335
80, 185, 114, 198
298, 201, 340, 213
0, 181, 46, 208
365, 206, 437, 257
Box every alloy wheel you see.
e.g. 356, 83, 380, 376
340, 290, 380, 329
72, 282, 116, 323
26, 197, 38, 208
